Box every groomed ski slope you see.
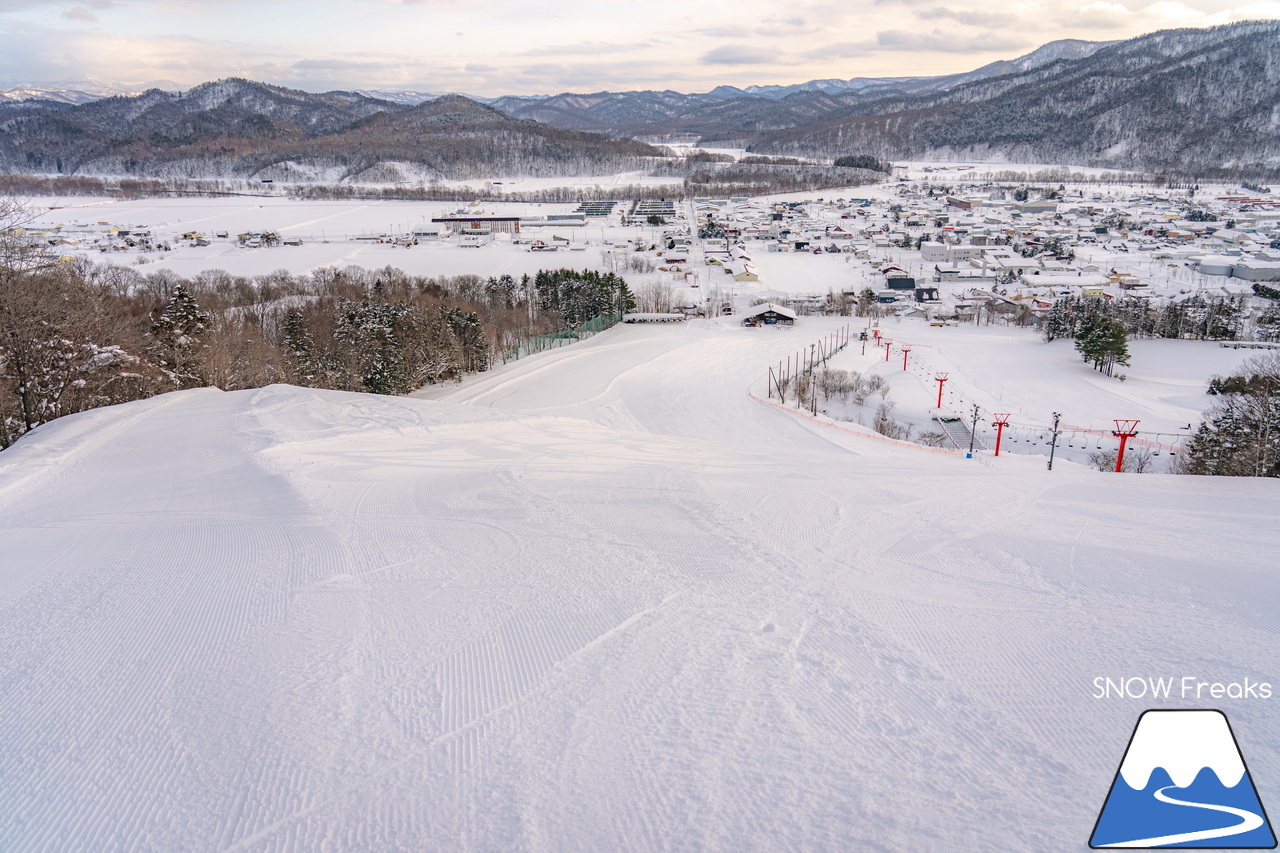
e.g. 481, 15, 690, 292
1, 317, 1277, 852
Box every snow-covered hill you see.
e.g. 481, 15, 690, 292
0, 77, 183, 104
1, 318, 1276, 851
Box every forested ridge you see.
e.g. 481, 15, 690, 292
0, 80, 669, 182
0, 202, 634, 447
753, 21, 1280, 174
497, 22, 1280, 176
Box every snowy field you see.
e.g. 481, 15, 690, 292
16, 194, 950, 313
23, 195, 875, 300
440, 170, 685, 193
1, 312, 1277, 852
27, 196, 629, 281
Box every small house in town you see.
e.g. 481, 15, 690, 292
740, 302, 797, 326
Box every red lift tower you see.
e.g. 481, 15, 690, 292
901, 346, 911, 371
934, 372, 949, 408
884, 339, 893, 362
992, 413, 1010, 456
1113, 419, 1140, 472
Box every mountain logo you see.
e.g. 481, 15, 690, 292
1091, 709, 1276, 848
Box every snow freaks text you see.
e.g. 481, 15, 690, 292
1093, 677, 1273, 700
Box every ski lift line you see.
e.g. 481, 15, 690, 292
946, 417, 1180, 453
1058, 422, 1178, 452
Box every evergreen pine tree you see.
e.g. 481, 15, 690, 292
1183, 353, 1280, 477
148, 283, 210, 388
333, 300, 407, 395
1074, 313, 1104, 366
281, 310, 318, 385
1074, 314, 1129, 376
1096, 318, 1130, 377
1042, 301, 1074, 341
1255, 303, 1280, 343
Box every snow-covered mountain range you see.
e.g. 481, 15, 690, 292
0, 37, 1114, 107
0, 80, 664, 181
2, 22, 1278, 176
0, 77, 183, 105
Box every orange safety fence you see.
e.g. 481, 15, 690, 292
876, 339, 935, 349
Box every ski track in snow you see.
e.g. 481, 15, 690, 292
1, 317, 1278, 851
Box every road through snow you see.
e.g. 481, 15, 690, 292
1, 317, 1277, 852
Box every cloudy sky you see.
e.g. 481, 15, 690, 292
2, 0, 1278, 96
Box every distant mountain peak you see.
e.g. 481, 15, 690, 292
408, 93, 506, 120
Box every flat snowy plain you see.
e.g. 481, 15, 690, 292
2, 308, 1277, 851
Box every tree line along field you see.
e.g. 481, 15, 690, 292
0, 247, 634, 448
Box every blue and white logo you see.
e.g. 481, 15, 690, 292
1091, 710, 1276, 848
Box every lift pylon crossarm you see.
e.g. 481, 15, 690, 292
1111, 419, 1141, 473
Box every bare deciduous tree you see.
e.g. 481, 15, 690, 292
1087, 445, 1154, 473
634, 281, 675, 314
